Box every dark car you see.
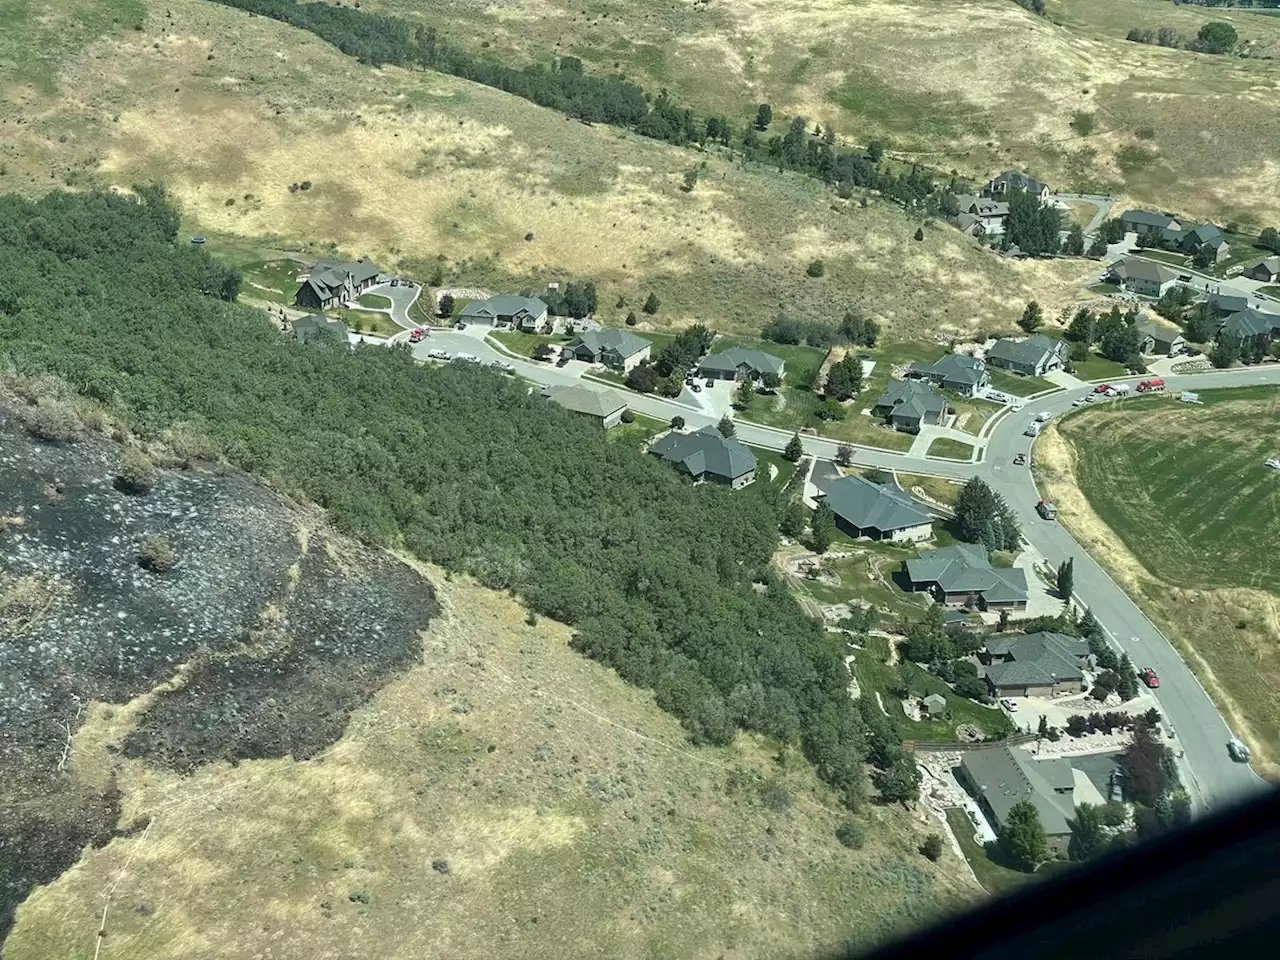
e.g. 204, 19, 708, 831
556, 356, 570, 367
705, 378, 715, 388
1013, 453, 1027, 465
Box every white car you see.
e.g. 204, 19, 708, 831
1012, 404, 1026, 412
427, 348, 450, 361
999, 698, 1019, 712
1084, 394, 1098, 403
456, 353, 480, 363
1072, 398, 1087, 407
1035, 411, 1053, 423
490, 360, 516, 373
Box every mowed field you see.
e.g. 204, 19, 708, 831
366, 0, 1280, 226
4, 569, 974, 960
1041, 388, 1280, 771
0, 0, 1091, 338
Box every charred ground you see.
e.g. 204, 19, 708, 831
0, 397, 437, 942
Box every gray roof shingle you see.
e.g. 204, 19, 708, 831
984, 632, 1089, 689
569, 328, 651, 359
1118, 209, 1178, 230
1112, 258, 1179, 285
905, 543, 1028, 603
1221, 308, 1280, 340
874, 380, 946, 421
908, 353, 987, 386
544, 384, 628, 419
960, 746, 1075, 838
987, 334, 1066, 368
460, 294, 548, 322
819, 476, 933, 534
699, 348, 786, 377
650, 427, 757, 482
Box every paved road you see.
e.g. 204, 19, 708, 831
381, 314, 1278, 813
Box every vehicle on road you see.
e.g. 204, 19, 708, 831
427, 348, 450, 361
1227, 738, 1251, 763
691, 383, 702, 393
1108, 769, 1125, 802
1072, 397, 1087, 407
1110, 383, 1132, 396
1036, 499, 1058, 520
1094, 383, 1112, 394
408, 327, 427, 343
1141, 667, 1160, 689
1034, 411, 1052, 423
1137, 378, 1166, 392
1013, 453, 1026, 465
1177, 273, 1192, 282
490, 360, 515, 373
1024, 422, 1042, 438
999, 698, 1019, 712
1012, 403, 1025, 412
456, 353, 480, 363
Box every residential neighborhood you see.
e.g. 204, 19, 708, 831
649, 426, 759, 488
561, 329, 652, 372
817, 474, 935, 543
872, 380, 948, 433
905, 354, 990, 397
459, 294, 549, 330
903, 543, 1029, 612
697, 347, 786, 383
986, 335, 1069, 377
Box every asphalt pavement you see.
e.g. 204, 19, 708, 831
379, 310, 1277, 813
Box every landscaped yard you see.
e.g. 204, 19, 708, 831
239, 259, 305, 307
1044, 387, 1280, 770
328, 307, 402, 337
1135, 249, 1187, 268
947, 396, 1003, 436
746, 446, 800, 493
710, 336, 830, 389
491, 329, 571, 358
358, 292, 393, 308
607, 413, 667, 448
926, 437, 975, 460
1260, 285, 1280, 299
1088, 282, 1121, 296
985, 368, 1057, 397
893, 473, 963, 510
1068, 353, 1130, 382
794, 542, 928, 621
944, 808, 1036, 898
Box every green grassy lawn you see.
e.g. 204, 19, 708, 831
1259, 285, 1280, 299
358, 292, 393, 308
926, 437, 975, 461
1208, 232, 1272, 277
1053, 387, 1280, 762
711, 337, 830, 389
1089, 282, 1122, 296
328, 307, 402, 338
985, 368, 1057, 397
607, 413, 666, 448
894, 474, 963, 510
240, 259, 305, 307
944, 809, 1036, 898
585, 370, 628, 388
1069, 354, 1131, 382
746, 446, 799, 494
1135, 249, 1188, 268
851, 635, 1015, 743
948, 396, 1003, 437
490, 330, 571, 358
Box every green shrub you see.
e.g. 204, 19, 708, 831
21, 402, 82, 444
836, 818, 866, 849
116, 448, 156, 495
920, 833, 944, 861
620, 409, 636, 424
806, 259, 825, 277
138, 535, 176, 573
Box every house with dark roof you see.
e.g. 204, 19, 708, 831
1135, 316, 1187, 358
562, 329, 652, 372
697, 348, 786, 382
649, 426, 758, 488
1159, 222, 1230, 263
1242, 256, 1280, 283
816, 475, 934, 543
542, 384, 629, 429
986, 335, 1069, 377
1200, 289, 1253, 316
982, 632, 1090, 697
983, 171, 1052, 204
904, 543, 1028, 612
906, 354, 990, 397
459, 294, 549, 331
872, 380, 947, 433
1220, 308, 1280, 349
292, 314, 350, 344
1108, 258, 1180, 299
957, 745, 1076, 856
294, 258, 380, 310
953, 194, 1010, 235
1118, 210, 1182, 237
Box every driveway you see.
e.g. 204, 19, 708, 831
361, 280, 423, 329
1053, 193, 1116, 238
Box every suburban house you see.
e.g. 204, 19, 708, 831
1108, 258, 1180, 298
986, 334, 1069, 377
983, 171, 1051, 204
953, 194, 1010, 235
459, 294, 549, 330
294, 258, 380, 310
1243, 257, 1280, 283
906, 354, 990, 397
1220, 308, 1280, 349
1118, 210, 1182, 238
956, 212, 985, 239
291, 314, 350, 343
872, 380, 948, 433
1135, 316, 1187, 358
1160, 222, 1230, 263
1201, 289, 1253, 316
649, 426, 758, 488
816, 475, 934, 543
542, 384, 629, 429
904, 542, 1028, 612
698, 348, 786, 383
982, 631, 1090, 698
561, 329, 652, 372
958, 745, 1076, 857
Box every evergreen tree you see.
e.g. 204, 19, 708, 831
811, 502, 836, 554
735, 378, 755, 409
1063, 223, 1085, 256
1210, 333, 1241, 368
760, 371, 782, 392
824, 354, 864, 400
1057, 558, 1074, 600
1119, 721, 1170, 805
1018, 300, 1044, 333
780, 501, 807, 537
1067, 307, 1097, 345
1069, 803, 1106, 861
717, 413, 736, 438
642, 291, 661, 315
783, 433, 804, 462
920, 834, 944, 861
1259, 226, 1280, 253
836, 443, 855, 467
1099, 320, 1140, 362
872, 753, 921, 804
438, 292, 455, 318
1000, 800, 1049, 870
755, 103, 773, 130
1087, 235, 1109, 259
1116, 653, 1139, 701
955, 478, 1021, 550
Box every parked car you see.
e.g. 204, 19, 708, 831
986, 390, 1010, 403
1177, 273, 1192, 282
456, 353, 480, 363
1084, 394, 1098, 403
691, 383, 702, 393
1034, 411, 1052, 423
1141, 666, 1160, 689
455, 322, 465, 330
1108, 769, 1125, 803
427, 348, 450, 361
1227, 738, 1251, 763
556, 356, 570, 367
1094, 383, 1112, 394
705, 378, 715, 388
999, 698, 1018, 712
685, 377, 694, 386
408, 327, 427, 343
1013, 452, 1027, 465
1072, 397, 1087, 407
390, 279, 399, 287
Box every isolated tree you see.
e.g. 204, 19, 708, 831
1000, 800, 1049, 870
1037, 714, 1050, 740
811, 501, 836, 554
913, 226, 925, 242
1069, 803, 1106, 861
438, 292, 455, 318
625, 310, 638, 326
1119, 721, 1170, 806
682, 168, 699, 192
780, 500, 808, 538
824, 354, 864, 401
1087, 235, 1109, 259
867, 140, 885, 164
955, 478, 1021, 551
872, 753, 921, 805
836, 443, 855, 467
717, 413, 736, 438
1067, 307, 1097, 344
625, 362, 659, 393
1057, 558, 1075, 600
1259, 226, 1280, 253
735, 378, 756, 408
807, 259, 826, 277
1063, 224, 1085, 256
755, 103, 773, 130
642, 292, 661, 315
817, 397, 847, 421
138, 534, 176, 574
760, 371, 782, 392
1196, 20, 1238, 54
1018, 300, 1045, 333
783, 433, 804, 462
116, 448, 156, 495
920, 834, 944, 862
669, 415, 685, 430
1209, 332, 1241, 368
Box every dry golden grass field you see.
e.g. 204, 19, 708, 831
1038, 388, 1280, 776
0, 0, 1093, 337
4, 566, 974, 960
366, 0, 1280, 226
